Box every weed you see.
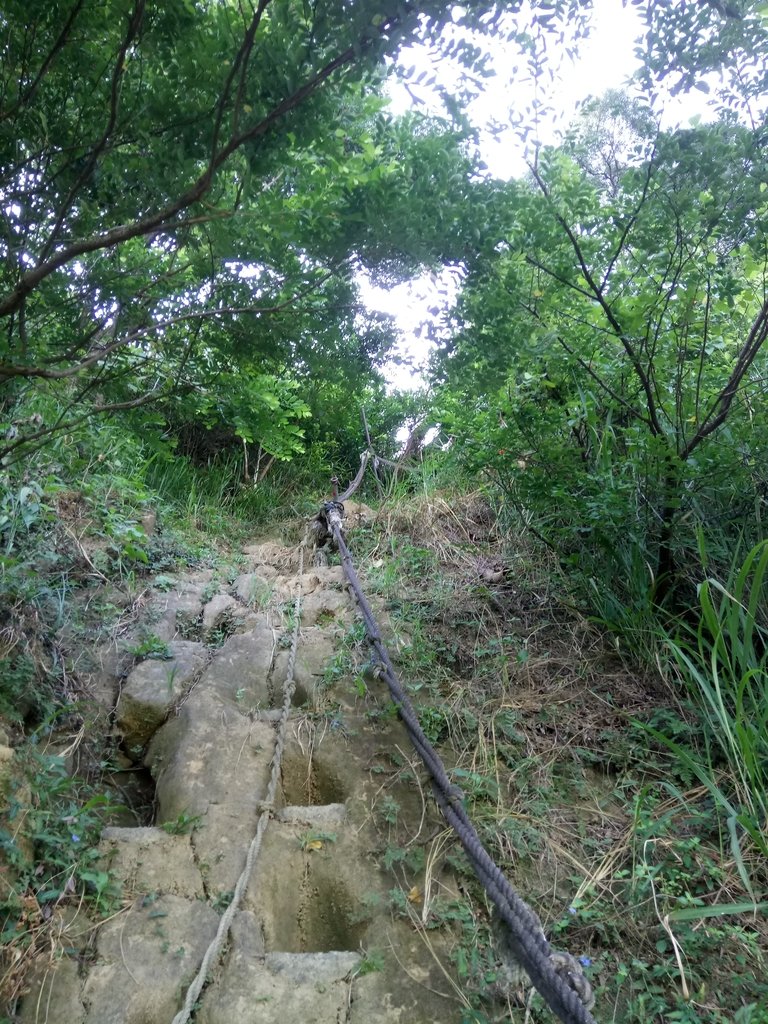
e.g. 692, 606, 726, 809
299, 830, 337, 852
0, 655, 44, 724
129, 634, 171, 660
382, 844, 425, 874
205, 623, 234, 649
379, 796, 400, 826
0, 748, 121, 932
152, 575, 177, 591
354, 949, 385, 976
211, 891, 234, 911
650, 537, 768, 890
320, 620, 367, 690
244, 577, 273, 610
348, 891, 384, 925
160, 811, 202, 836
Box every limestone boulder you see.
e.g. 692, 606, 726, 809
271, 627, 336, 706
195, 623, 275, 706
201, 593, 239, 640
198, 951, 359, 1024
116, 641, 207, 751
296, 566, 346, 596
146, 692, 275, 894
18, 956, 85, 1024
343, 500, 376, 526
99, 827, 205, 899
147, 583, 206, 641
81, 895, 218, 1024
299, 589, 352, 627
232, 572, 275, 608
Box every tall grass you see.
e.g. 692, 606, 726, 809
652, 536, 768, 892
144, 453, 290, 531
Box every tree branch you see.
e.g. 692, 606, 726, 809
529, 162, 665, 437
0, 12, 390, 319
521, 299, 652, 428
600, 148, 656, 292
681, 296, 768, 459
38, 0, 146, 263
0, 275, 333, 381
0, 0, 85, 124
0, 384, 171, 465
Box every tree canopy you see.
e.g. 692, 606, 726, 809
0, 0, 587, 467
2, 0, 767, 600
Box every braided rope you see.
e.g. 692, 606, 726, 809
171, 539, 306, 1024
329, 511, 597, 1024
337, 451, 369, 502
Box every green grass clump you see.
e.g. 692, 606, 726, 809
650, 536, 768, 895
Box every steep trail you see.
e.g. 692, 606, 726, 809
18, 526, 460, 1024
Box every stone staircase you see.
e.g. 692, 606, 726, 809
18, 538, 460, 1024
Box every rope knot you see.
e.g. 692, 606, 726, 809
549, 951, 596, 1012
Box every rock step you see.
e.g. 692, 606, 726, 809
198, 949, 360, 1024
19, 525, 459, 1024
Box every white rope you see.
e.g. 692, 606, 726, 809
172, 539, 307, 1024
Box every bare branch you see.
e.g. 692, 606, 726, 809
600, 147, 656, 292
210, 0, 272, 170
523, 255, 595, 300
529, 162, 665, 437
681, 296, 768, 459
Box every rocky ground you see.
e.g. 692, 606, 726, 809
17, 524, 463, 1024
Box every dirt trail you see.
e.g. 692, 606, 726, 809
18, 532, 460, 1024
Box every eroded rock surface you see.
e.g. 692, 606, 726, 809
117, 640, 208, 750
19, 518, 459, 1024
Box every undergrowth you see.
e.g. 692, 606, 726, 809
344, 462, 768, 1023
2, 422, 766, 1021
0, 414, 309, 1012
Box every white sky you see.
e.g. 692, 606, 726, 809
361, 0, 715, 391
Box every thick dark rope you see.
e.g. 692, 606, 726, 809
328, 508, 597, 1024
337, 451, 370, 502
336, 447, 421, 506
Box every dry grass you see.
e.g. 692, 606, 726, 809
349, 485, 768, 1020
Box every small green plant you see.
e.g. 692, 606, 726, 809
354, 949, 385, 976
0, 654, 43, 724
379, 795, 400, 826
129, 634, 171, 659
161, 811, 202, 835
164, 666, 180, 696
299, 830, 337, 851
0, 748, 120, 927
78, 869, 115, 913
245, 577, 273, 609
152, 575, 177, 591
419, 704, 449, 744
102, 510, 150, 570
206, 623, 233, 648
348, 891, 384, 925
211, 890, 234, 911
382, 843, 425, 873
